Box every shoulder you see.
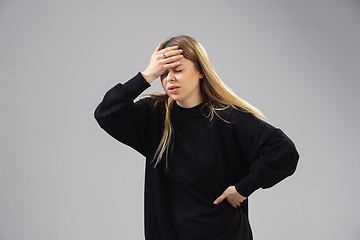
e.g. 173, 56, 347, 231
134, 97, 166, 117
217, 106, 276, 135
215, 105, 266, 123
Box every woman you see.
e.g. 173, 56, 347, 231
94, 35, 299, 240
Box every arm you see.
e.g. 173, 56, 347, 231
94, 73, 152, 155
94, 43, 183, 155
214, 113, 299, 207
234, 128, 299, 197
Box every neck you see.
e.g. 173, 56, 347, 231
176, 96, 203, 108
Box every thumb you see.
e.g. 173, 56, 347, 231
154, 42, 162, 53
213, 194, 226, 205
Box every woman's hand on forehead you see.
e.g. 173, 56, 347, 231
141, 43, 183, 84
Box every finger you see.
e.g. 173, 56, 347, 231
228, 201, 240, 209
214, 195, 225, 205
159, 45, 179, 55
164, 49, 183, 59
154, 42, 163, 53
162, 61, 181, 70
160, 50, 182, 60
161, 54, 183, 64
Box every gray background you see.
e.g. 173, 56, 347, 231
1, 0, 359, 239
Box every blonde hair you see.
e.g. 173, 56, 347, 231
150, 35, 266, 168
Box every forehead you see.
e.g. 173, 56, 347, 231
176, 58, 194, 68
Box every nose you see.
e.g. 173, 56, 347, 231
166, 71, 175, 82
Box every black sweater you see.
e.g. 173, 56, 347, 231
94, 73, 299, 240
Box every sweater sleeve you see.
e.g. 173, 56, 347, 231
234, 113, 299, 197
94, 72, 152, 156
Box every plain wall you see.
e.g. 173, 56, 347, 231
1, 0, 359, 239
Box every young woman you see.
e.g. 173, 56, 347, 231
94, 35, 299, 240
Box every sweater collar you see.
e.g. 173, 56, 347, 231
172, 101, 205, 118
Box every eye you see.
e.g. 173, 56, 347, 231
160, 72, 168, 78
174, 70, 182, 73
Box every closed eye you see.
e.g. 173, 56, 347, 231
174, 70, 182, 73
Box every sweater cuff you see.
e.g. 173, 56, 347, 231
136, 72, 152, 87
120, 72, 151, 99
235, 174, 261, 197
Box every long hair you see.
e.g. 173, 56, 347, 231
150, 35, 266, 168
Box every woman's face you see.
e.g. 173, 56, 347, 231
161, 58, 204, 108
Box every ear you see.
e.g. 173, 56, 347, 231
199, 72, 204, 79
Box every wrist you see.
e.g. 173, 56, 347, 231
141, 71, 156, 84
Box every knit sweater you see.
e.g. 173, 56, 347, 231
94, 72, 299, 240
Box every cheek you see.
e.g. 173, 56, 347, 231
161, 78, 167, 90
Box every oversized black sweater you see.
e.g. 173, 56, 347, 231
94, 72, 299, 240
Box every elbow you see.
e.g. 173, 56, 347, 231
94, 104, 108, 129
285, 143, 300, 177
94, 106, 101, 122
94, 104, 107, 123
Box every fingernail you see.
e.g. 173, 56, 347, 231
179, 49, 183, 53
213, 201, 218, 204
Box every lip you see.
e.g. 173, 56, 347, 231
167, 85, 180, 94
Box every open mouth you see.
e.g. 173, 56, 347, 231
168, 86, 180, 91
168, 85, 180, 94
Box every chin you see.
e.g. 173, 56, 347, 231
167, 94, 179, 101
